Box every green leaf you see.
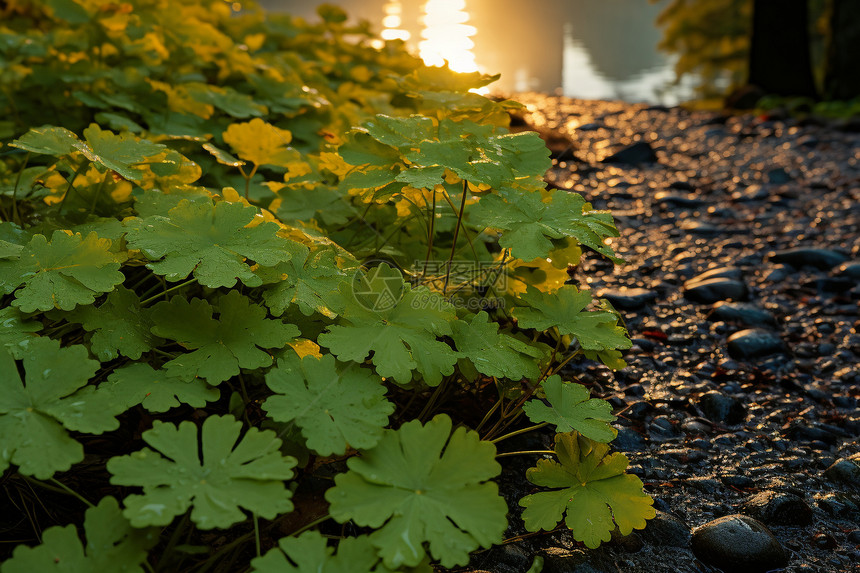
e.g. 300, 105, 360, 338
82, 124, 167, 181
522, 375, 616, 442
450, 311, 542, 380
0, 338, 121, 479
262, 354, 393, 456
125, 199, 293, 288
203, 143, 246, 167
0, 231, 126, 312
107, 415, 296, 529
471, 189, 620, 262
519, 432, 654, 548
513, 286, 631, 352
251, 531, 379, 573
10, 125, 89, 157
62, 286, 162, 361
0, 307, 42, 358
98, 363, 220, 413
318, 265, 458, 385
0, 496, 157, 573
257, 242, 350, 318
150, 291, 299, 384
325, 414, 507, 569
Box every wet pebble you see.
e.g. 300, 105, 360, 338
696, 391, 746, 424
824, 456, 860, 488
768, 248, 849, 270
707, 301, 777, 328
691, 515, 789, 573
603, 141, 658, 164
741, 490, 813, 526
727, 329, 787, 360
599, 288, 658, 310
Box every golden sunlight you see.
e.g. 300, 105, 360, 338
418, 0, 479, 73
380, 1, 410, 42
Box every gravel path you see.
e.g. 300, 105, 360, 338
458, 95, 860, 573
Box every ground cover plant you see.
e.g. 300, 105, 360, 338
0, 1, 654, 570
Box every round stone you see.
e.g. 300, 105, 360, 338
691, 515, 788, 573
727, 329, 787, 360
740, 490, 813, 526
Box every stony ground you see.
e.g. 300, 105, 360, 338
457, 95, 860, 573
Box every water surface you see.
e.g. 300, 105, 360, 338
257, 0, 695, 104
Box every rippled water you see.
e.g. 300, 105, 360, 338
257, 0, 696, 104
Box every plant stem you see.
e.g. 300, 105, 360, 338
253, 514, 261, 558
495, 450, 555, 458
489, 422, 549, 444
422, 185, 437, 276
156, 512, 190, 573
475, 395, 503, 433
443, 180, 469, 294
289, 514, 331, 537
10, 152, 29, 225
139, 278, 197, 306
57, 160, 89, 216
49, 478, 95, 508
87, 171, 110, 217
417, 378, 448, 422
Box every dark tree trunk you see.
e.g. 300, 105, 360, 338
748, 0, 818, 98
823, 0, 860, 100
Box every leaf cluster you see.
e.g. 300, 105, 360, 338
0, 1, 651, 571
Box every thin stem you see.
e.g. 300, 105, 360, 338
475, 394, 503, 433
49, 478, 95, 508
417, 378, 448, 422
244, 164, 258, 201
156, 512, 190, 573
422, 185, 437, 276
253, 514, 261, 558
87, 172, 110, 217
548, 342, 582, 377
57, 160, 89, 216
489, 422, 549, 444
289, 514, 331, 537
139, 278, 197, 306
495, 450, 555, 458
443, 180, 469, 294
11, 152, 29, 224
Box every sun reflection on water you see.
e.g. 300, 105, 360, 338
380, 1, 410, 42
419, 0, 479, 73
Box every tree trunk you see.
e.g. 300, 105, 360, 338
748, 0, 818, 98
823, 0, 860, 100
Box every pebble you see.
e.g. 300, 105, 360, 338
727, 329, 787, 360
706, 301, 778, 328
741, 490, 814, 526
613, 426, 647, 452
691, 515, 789, 573
824, 456, 860, 488
696, 391, 746, 424
602, 141, 658, 164
834, 261, 860, 279
768, 248, 850, 270
641, 511, 692, 547
684, 277, 748, 304
599, 288, 658, 310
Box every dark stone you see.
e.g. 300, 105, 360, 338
602, 141, 658, 164
727, 329, 787, 360
577, 122, 604, 132
766, 168, 792, 184
741, 490, 813, 526
599, 288, 658, 311
768, 248, 849, 270
697, 391, 746, 424
613, 426, 647, 452
824, 456, 860, 487
680, 221, 724, 236
721, 474, 755, 489
641, 511, 691, 547
707, 301, 778, 328
684, 278, 748, 304
691, 515, 788, 573
653, 191, 706, 209
689, 267, 744, 282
